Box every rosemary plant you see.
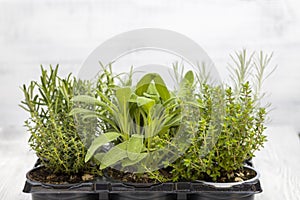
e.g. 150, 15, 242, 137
20, 66, 89, 174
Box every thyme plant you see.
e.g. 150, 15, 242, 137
170, 50, 273, 182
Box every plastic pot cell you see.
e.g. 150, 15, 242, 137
23, 167, 99, 200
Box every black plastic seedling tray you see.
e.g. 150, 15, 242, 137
24, 173, 262, 200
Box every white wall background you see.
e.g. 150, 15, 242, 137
0, 0, 300, 199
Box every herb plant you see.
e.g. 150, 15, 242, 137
20, 66, 95, 175
71, 71, 192, 172
170, 50, 274, 182
21, 50, 273, 184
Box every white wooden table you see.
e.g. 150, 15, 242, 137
254, 126, 300, 200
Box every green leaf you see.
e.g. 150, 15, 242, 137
94, 153, 105, 160
127, 134, 144, 161
116, 87, 131, 105
182, 70, 194, 86
147, 82, 159, 95
135, 73, 171, 101
185, 101, 204, 108
96, 90, 119, 111
122, 153, 148, 167
100, 142, 128, 169
165, 114, 182, 127
72, 95, 116, 115
69, 107, 96, 116
136, 96, 155, 111
143, 92, 160, 102
128, 93, 138, 103
92, 153, 105, 164
85, 132, 121, 162
135, 73, 155, 96
178, 71, 194, 97
72, 95, 100, 105
153, 74, 171, 101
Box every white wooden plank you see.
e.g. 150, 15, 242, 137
255, 126, 300, 200
0, 127, 36, 200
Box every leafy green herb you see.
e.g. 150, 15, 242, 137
20, 65, 91, 174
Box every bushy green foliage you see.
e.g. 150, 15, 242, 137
170, 50, 273, 182
21, 50, 273, 182
71, 71, 190, 172
170, 82, 267, 182
72, 64, 118, 148
20, 66, 89, 174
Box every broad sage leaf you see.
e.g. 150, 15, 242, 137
153, 74, 171, 101
127, 134, 144, 161
85, 132, 121, 162
72, 95, 101, 105
136, 73, 171, 101
135, 73, 156, 96
122, 153, 148, 167
100, 141, 128, 169
116, 87, 132, 111
136, 96, 155, 112
69, 107, 96, 116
